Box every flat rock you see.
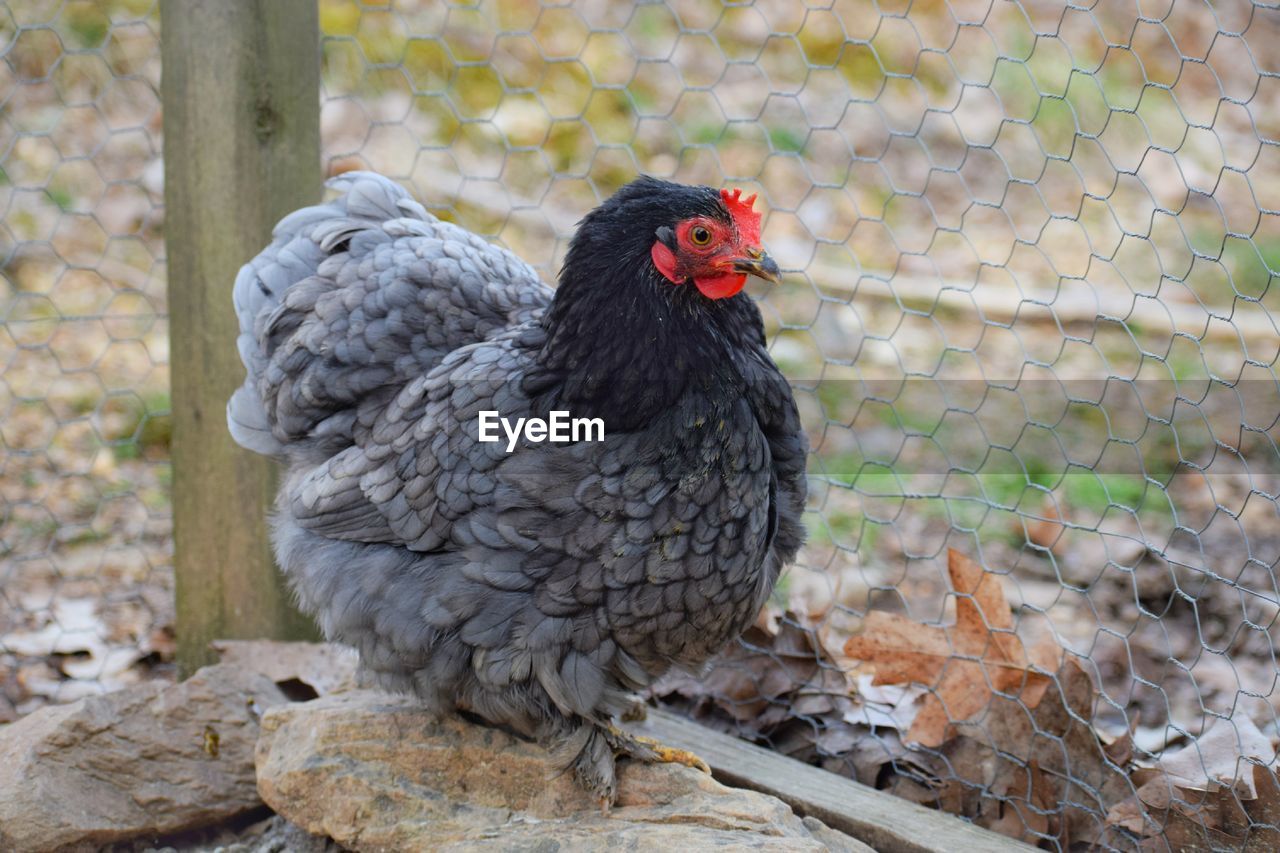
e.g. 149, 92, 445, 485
0, 664, 287, 852
256, 690, 873, 851
211, 639, 360, 697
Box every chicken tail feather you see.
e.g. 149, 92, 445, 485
227, 172, 430, 457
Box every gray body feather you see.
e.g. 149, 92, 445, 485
230, 172, 806, 799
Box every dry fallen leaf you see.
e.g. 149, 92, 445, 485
1246, 764, 1280, 851
985, 758, 1054, 842
1109, 779, 1252, 850
928, 656, 1136, 847
1104, 709, 1138, 769
1, 598, 157, 704
843, 549, 1063, 747
1154, 784, 1252, 851
1025, 497, 1065, 554
1107, 748, 1280, 848
1155, 712, 1275, 797
651, 613, 909, 787
1106, 773, 1175, 836
843, 673, 927, 732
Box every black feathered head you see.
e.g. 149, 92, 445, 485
557, 176, 779, 304
535, 177, 781, 418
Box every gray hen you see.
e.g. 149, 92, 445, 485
229, 171, 807, 800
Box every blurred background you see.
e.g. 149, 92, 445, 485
3, 0, 1280, 846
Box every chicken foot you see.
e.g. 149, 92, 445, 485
608, 725, 712, 774
563, 719, 713, 811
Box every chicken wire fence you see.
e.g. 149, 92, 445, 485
0, 0, 172, 720
5, 0, 1280, 848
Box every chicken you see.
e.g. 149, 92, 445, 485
228, 172, 807, 801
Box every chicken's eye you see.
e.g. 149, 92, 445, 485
689, 225, 713, 247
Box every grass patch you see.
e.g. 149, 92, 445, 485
65, 1, 110, 48
46, 186, 74, 212
689, 122, 724, 145
1062, 471, 1166, 515
1223, 235, 1280, 301
768, 126, 806, 154
105, 389, 171, 459
804, 506, 880, 553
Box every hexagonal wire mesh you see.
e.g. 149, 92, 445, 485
318, 1, 1280, 845
0, 1, 172, 722
4, 0, 1280, 847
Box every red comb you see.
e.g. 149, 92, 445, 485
720, 187, 761, 245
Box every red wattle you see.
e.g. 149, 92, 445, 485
694, 274, 747, 299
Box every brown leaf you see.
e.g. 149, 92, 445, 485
985, 759, 1053, 842
1156, 712, 1274, 796
1103, 709, 1138, 769
1025, 497, 1065, 553
843, 549, 1063, 747
1109, 773, 1270, 849
1104, 714, 1274, 845
938, 657, 1132, 847
1249, 763, 1280, 822
1245, 764, 1280, 851
1147, 784, 1251, 851
651, 613, 915, 789
651, 614, 852, 733
1107, 775, 1174, 835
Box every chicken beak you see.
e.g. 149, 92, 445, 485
732, 247, 781, 284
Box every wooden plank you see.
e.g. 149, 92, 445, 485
161, 0, 322, 675
626, 708, 1036, 853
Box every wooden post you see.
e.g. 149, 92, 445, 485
162, 0, 323, 675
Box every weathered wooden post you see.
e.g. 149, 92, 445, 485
161, 0, 323, 674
